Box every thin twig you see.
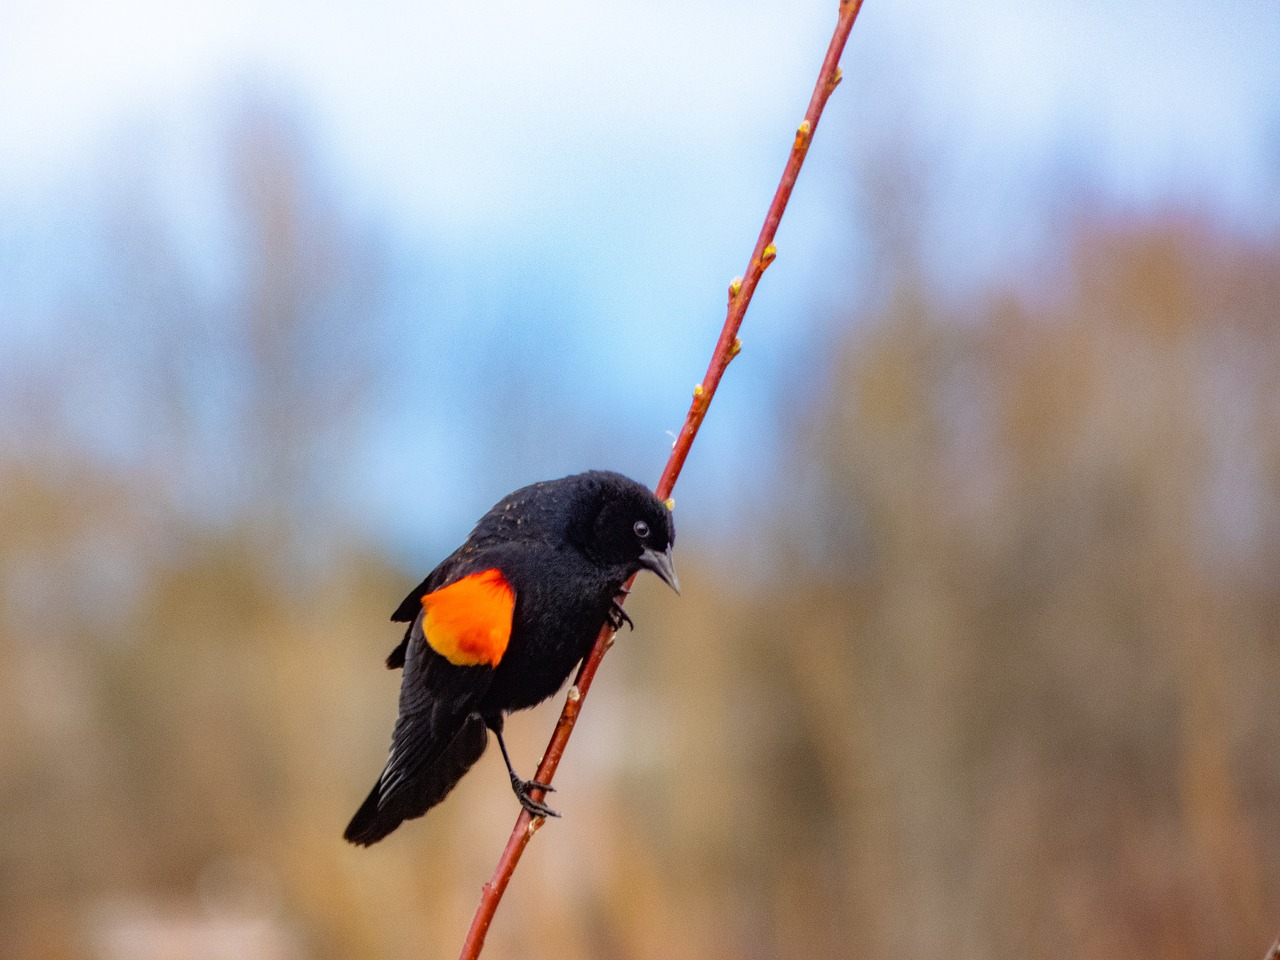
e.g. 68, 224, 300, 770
457, 4, 865, 957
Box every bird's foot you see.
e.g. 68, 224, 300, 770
607, 599, 634, 632
511, 775, 560, 819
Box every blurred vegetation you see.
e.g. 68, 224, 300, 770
2, 103, 1279, 960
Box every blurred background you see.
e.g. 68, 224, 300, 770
2, 0, 1279, 958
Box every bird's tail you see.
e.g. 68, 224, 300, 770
344, 715, 489, 846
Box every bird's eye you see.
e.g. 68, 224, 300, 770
633, 520, 650, 539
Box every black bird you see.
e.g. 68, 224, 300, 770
345, 470, 678, 846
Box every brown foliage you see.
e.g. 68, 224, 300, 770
1, 120, 1278, 958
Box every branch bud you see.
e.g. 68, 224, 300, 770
728, 276, 743, 300
663, 498, 675, 512
760, 244, 777, 269
729, 338, 743, 359
830, 67, 843, 92
794, 120, 812, 151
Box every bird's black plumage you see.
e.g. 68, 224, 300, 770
345, 470, 677, 846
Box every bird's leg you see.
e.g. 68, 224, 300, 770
490, 717, 560, 819
606, 584, 634, 631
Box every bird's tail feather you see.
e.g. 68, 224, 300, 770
344, 715, 489, 846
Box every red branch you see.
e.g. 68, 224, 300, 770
457, 4, 865, 957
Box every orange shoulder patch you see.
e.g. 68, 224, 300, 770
420, 568, 515, 668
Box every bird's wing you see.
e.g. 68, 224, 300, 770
374, 627, 490, 811
389, 533, 508, 625
345, 611, 495, 845
385, 545, 515, 668
390, 573, 436, 624
385, 564, 451, 668
386, 573, 437, 669
375, 567, 517, 808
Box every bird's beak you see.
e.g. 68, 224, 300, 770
639, 545, 680, 595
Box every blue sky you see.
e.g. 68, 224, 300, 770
2, 0, 1277, 562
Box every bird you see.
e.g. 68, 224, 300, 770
344, 470, 678, 846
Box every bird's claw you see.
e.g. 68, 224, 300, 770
511, 776, 560, 818
510, 775, 554, 794
607, 600, 634, 632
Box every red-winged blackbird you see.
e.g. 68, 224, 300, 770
344, 470, 678, 846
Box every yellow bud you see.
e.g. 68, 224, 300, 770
794, 120, 812, 150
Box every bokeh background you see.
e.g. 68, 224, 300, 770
3, 1, 1280, 958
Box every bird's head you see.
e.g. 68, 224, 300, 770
568, 471, 679, 593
